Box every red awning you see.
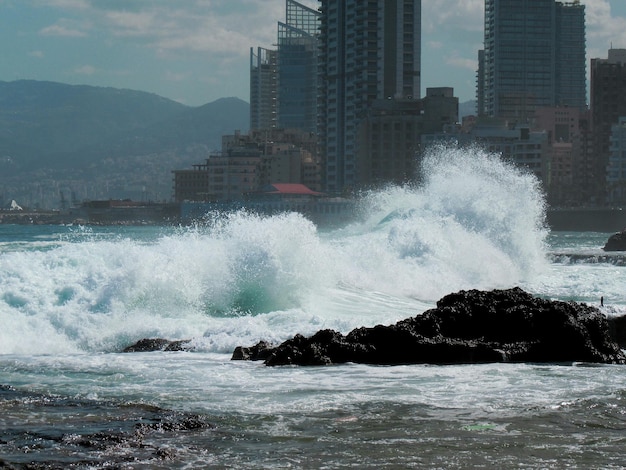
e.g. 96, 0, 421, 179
262, 184, 323, 196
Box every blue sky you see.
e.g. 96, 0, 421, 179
2, 0, 626, 106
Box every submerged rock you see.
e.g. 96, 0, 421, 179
603, 230, 626, 251
233, 288, 626, 366
123, 338, 193, 353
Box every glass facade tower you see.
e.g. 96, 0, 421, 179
481, 0, 586, 122
277, 1, 320, 133
556, 2, 587, 110
250, 47, 278, 130
250, 1, 320, 133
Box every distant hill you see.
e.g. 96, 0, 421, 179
0, 80, 249, 208
135, 97, 250, 152
459, 100, 476, 119
0, 80, 477, 209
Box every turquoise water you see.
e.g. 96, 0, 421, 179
1, 147, 626, 468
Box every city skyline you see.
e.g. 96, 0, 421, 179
2, 0, 626, 107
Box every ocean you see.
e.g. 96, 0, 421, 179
2, 147, 626, 469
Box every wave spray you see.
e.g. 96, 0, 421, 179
0, 145, 548, 354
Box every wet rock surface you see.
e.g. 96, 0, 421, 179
233, 288, 626, 366
0, 385, 213, 469
607, 314, 626, 349
122, 338, 193, 352
603, 230, 626, 251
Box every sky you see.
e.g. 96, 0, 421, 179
2, 0, 626, 107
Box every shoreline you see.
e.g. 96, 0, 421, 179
2, 205, 626, 232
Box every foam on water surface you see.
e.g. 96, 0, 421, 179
0, 146, 550, 355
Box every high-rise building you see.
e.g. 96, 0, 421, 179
357, 88, 458, 188
250, 47, 278, 131
479, 0, 586, 122
250, 1, 320, 133
591, 49, 626, 204
318, 0, 421, 193
277, 1, 320, 133
476, 50, 485, 117
607, 117, 626, 204
555, 2, 587, 109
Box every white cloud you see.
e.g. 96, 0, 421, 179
29, 50, 44, 58
41, 0, 89, 8
103, 10, 162, 37
165, 70, 187, 82
74, 65, 96, 75
423, 0, 484, 34
39, 23, 87, 37
445, 55, 477, 71
34, 0, 319, 58
583, 0, 626, 56
82, 4, 276, 58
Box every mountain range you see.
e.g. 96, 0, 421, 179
0, 80, 250, 208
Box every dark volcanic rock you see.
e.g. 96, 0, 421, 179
233, 288, 626, 366
603, 230, 626, 251
123, 338, 193, 353
607, 315, 626, 349
231, 340, 275, 361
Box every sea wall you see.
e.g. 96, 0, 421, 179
547, 208, 626, 232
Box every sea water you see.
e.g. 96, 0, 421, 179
1, 146, 626, 468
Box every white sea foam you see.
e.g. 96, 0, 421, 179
0, 146, 550, 355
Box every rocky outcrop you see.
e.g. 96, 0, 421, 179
603, 230, 626, 251
231, 340, 275, 361
607, 315, 626, 349
122, 338, 193, 352
233, 288, 626, 366
0, 384, 213, 468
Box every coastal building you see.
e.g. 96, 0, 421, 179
533, 106, 592, 205
172, 163, 212, 202
357, 99, 423, 187
173, 128, 322, 202
479, 0, 586, 123
421, 87, 459, 134
179, 183, 355, 227
607, 117, 626, 204
469, 122, 550, 184
172, 147, 262, 202
318, 0, 422, 193
223, 128, 318, 162
591, 49, 626, 204
357, 88, 458, 187
262, 145, 321, 191
223, 128, 321, 191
